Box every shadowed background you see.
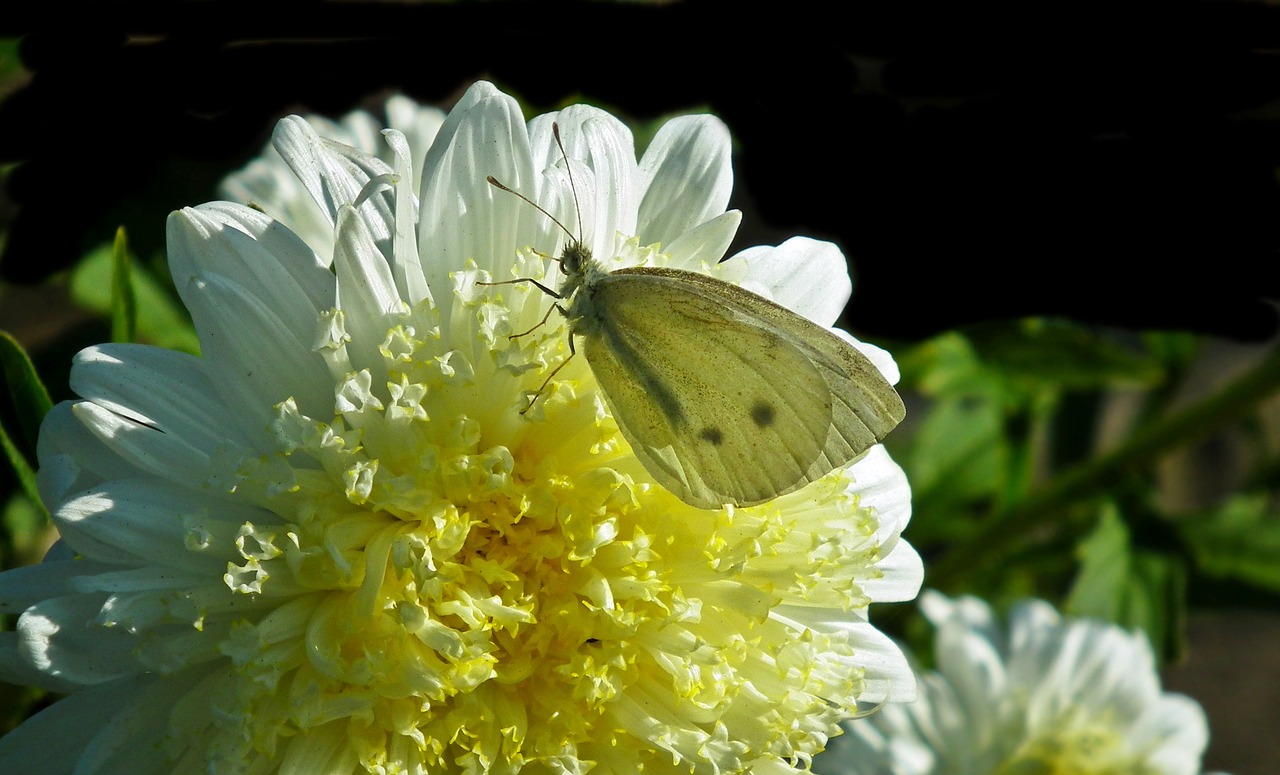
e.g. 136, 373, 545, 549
3, 1, 1280, 342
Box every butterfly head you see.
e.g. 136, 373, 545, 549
559, 238, 591, 276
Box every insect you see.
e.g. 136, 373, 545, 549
486, 125, 905, 510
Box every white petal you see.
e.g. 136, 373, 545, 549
863, 539, 922, 604
71, 343, 257, 453
385, 95, 446, 189
52, 480, 267, 570
16, 595, 141, 685
71, 401, 214, 486
418, 81, 537, 301
923, 593, 1010, 683
168, 206, 330, 342
218, 155, 336, 262
729, 237, 852, 326
0, 631, 69, 690
0, 559, 120, 615
665, 210, 742, 269
839, 621, 917, 704
183, 201, 336, 312
853, 445, 913, 534
334, 203, 409, 381
177, 269, 333, 431
0, 677, 149, 771
382, 129, 432, 306
37, 402, 144, 507
932, 622, 1009, 722
638, 115, 733, 246
530, 107, 638, 257
335, 108, 384, 154
1004, 596, 1061, 656
1135, 695, 1210, 775
273, 114, 396, 247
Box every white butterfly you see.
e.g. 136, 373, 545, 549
489, 127, 905, 509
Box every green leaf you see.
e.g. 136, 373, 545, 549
70, 240, 200, 354
1066, 506, 1187, 661
2, 492, 52, 566
909, 394, 1005, 502
1067, 506, 1130, 612
1141, 330, 1202, 370
0, 421, 43, 520
0, 331, 53, 450
111, 226, 138, 344
0, 333, 51, 519
967, 320, 1165, 390
897, 332, 989, 397
1179, 493, 1280, 592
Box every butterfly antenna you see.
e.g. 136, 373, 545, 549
486, 175, 575, 242
552, 122, 585, 246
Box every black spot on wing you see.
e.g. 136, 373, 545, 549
750, 401, 776, 428
699, 427, 724, 445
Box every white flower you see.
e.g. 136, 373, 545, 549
816, 591, 1218, 775
0, 82, 921, 774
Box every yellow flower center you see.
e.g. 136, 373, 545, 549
996, 718, 1159, 775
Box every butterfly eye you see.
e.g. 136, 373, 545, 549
560, 241, 588, 274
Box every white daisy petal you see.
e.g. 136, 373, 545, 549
71, 343, 258, 453
176, 267, 333, 429
16, 595, 143, 684
0, 559, 119, 615
385, 95, 446, 190
0, 679, 151, 772
53, 480, 266, 571
638, 114, 734, 246
334, 202, 410, 382
1140, 696, 1211, 775
838, 621, 918, 704
71, 401, 215, 485
730, 237, 853, 326
665, 209, 743, 270
530, 107, 639, 255
273, 115, 396, 245
418, 81, 536, 295
37, 401, 146, 506
184, 201, 336, 311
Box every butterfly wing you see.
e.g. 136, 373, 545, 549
575, 267, 904, 509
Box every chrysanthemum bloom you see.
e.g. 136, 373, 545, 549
0, 82, 921, 774
816, 591, 1218, 775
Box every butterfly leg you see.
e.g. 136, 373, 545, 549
509, 300, 567, 340
477, 276, 562, 298
521, 325, 576, 414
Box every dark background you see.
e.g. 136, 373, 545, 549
4, 0, 1280, 343
1, 2, 1278, 772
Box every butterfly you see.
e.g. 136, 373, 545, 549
486, 125, 905, 510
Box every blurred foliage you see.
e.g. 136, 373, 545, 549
883, 318, 1280, 663
0, 332, 51, 527
69, 238, 199, 355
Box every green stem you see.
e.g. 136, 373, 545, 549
928, 348, 1280, 587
